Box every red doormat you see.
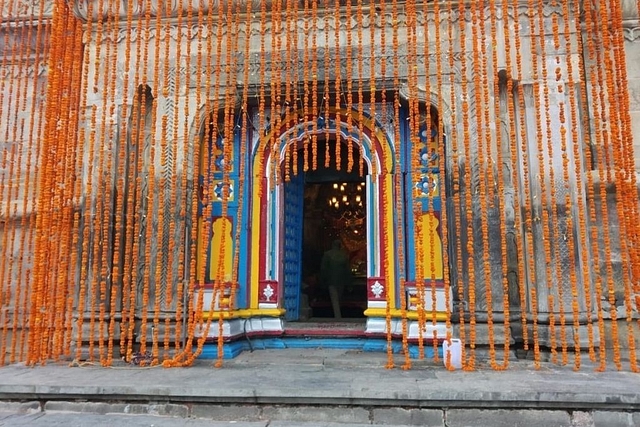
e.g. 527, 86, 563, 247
283, 321, 367, 338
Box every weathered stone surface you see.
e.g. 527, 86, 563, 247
453, 324, 515, 345
44, 401, 129, 414
267, 423, 375, 427
571, 411, 595, 427
44, 401, 189, 418
261, 406, 370, 424
592, 411, 635, 427
372, 407, 443, 426
446, 409, 571, 427
526, 324, 584, 349
146, 404, 189, 418
0, 412, 269, 426
0, 401, 40, 414
191, 404, 261, 421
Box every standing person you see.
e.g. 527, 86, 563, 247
320, 239, 352, 319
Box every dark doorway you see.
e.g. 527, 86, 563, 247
299, 139, 368, 320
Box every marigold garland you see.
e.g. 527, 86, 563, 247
507, 0, 531, 357
0, 0, 636, 373
471, 0, 497, 368
405, 0, 423, 359
440, 0, 461, 370
323, 6, 331, 169
610, 0, 640, 372
547, 0, 570, 366
443, 0, 465, 370
302, 0, 310, 173
12, 0, 52, 364
231, 0, 253, 341
390, 0, 410, 370
311, 0, 319, 171
487, 0, 511, 371
356, 0, 365, 178
557, 0, 585, 370
457, 0, 477, 371
595, 0, 625, 370
1, 4, 53, 363
76, 53, 100, 364
333, 0, 342, 172
345, 0, 354, 173
582, 0, 608, 370
531, 0, 558, 364
590, 0, 619, 369
573, 5, 597, 364
1, 11, 31, 362
374, 0, 395, 370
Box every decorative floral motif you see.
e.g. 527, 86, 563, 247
371, 281, 384, 298
212, 134, 226, 171
415, 174, 438, 197
213, 182, 234, 201
419, 145, 439, 172
263, 284, 274, 302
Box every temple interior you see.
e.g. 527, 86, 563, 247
300, 139, 368, 319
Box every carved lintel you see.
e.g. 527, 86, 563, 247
0, 62, 48, 78
1, 0, 53, 21
180, 47, 467, 90
72, 0, 564, 26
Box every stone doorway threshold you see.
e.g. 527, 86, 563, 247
283, 320, 366, 338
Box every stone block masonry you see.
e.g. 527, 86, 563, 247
0, 401, 636, 427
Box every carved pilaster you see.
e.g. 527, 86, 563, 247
621, 0, 639, 23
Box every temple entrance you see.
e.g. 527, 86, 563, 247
283, 139, 368, 321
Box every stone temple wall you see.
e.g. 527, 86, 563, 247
622, 2, 640, 174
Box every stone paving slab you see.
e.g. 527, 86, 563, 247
0, 413, 268, 426
1, 409, 639, 427
0, 412, 421, 427
0, 349, 637, 411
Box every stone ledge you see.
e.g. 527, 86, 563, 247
446, 409, 571, 427
2, 384, 640, 410
0, 401, 40, 415
43, 401, 189, 418
3, 402, 640, 427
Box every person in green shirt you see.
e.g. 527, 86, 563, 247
320, 239, 352, 319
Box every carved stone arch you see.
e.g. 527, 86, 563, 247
183, 101, 210, 291
184, 97, 227, 255
399, 83, 453, 131
397, 82, 482, 306
185, 99, 227, 188
399, 82, 477, 193
397, 83, 460, 301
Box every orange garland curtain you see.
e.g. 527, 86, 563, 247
0, 0, 639, 371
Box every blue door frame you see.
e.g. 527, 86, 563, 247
282, 171, 305, 321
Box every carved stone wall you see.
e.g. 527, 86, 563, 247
0, 1, 622, 349
621, 0, 640, 173
1, 0, 52, 20
0, 15, 49, 347
74, 3, 596, 330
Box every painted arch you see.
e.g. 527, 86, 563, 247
249, 108, 398, 315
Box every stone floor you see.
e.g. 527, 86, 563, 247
0, 348, 638, 426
